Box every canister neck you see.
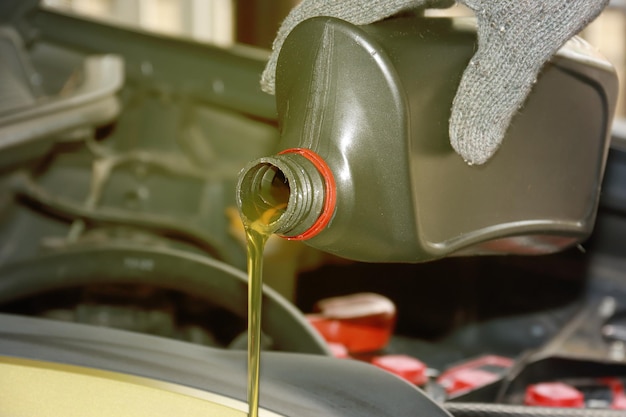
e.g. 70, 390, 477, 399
236, 148, 335, 240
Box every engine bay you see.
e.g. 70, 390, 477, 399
1, 2, 626, 416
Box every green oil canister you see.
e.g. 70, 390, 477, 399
237, 15, 618, 263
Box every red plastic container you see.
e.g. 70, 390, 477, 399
370, 354, 428, 386
437, 355, 514, 396
307, 293, 396, 353
525, 382, 584, 408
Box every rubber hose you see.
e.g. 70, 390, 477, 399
0, 244, 330, 355
11, 172, 245, 267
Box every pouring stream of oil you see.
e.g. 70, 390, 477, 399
241, 169, 290, 417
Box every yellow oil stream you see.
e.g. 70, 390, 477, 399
242, 169, 290, 417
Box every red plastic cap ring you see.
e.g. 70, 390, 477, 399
278, 148, 336, 240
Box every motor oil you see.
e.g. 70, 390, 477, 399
238, 164, 289, 417
237, 14, 618, 263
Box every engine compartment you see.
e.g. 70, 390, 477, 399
1, 2, 626, 415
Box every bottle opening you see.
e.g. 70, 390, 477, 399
261, 166, 290, 208
240, 163, 290, 228
237, 148, 335, 240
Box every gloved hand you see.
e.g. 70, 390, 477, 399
260, 0, 609, 165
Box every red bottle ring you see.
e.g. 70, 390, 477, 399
278, 148, 336, 240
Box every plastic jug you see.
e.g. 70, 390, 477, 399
236, 15, 618, 263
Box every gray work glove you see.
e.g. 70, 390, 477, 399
261, 0, 609, 165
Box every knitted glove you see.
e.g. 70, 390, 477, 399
261, 0, 608, 165
450, 0, 609, 164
